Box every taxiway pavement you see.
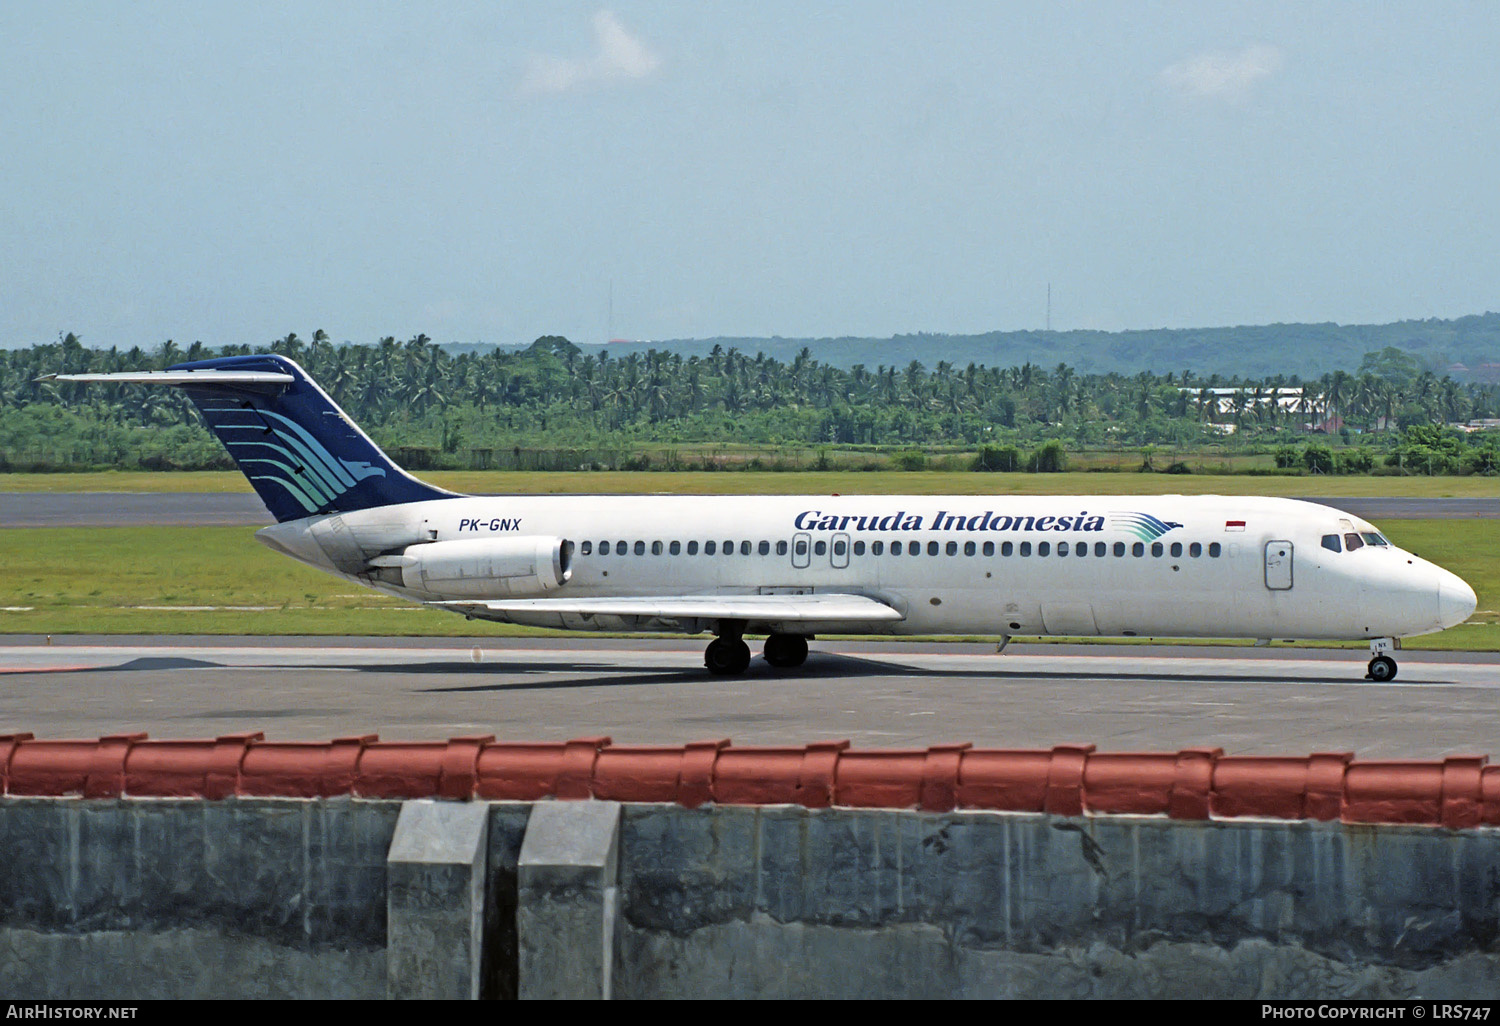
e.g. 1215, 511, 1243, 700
1, 636, 1494, 758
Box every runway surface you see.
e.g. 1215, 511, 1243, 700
1, 636, 1495, 758
1, 493, 1496, 528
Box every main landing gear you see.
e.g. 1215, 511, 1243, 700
763, 633, 809, 668
704, 635, 751, 675
1366, 637, 1398, 682
703, 625, 809, 675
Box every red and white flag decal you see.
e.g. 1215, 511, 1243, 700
1225, 520, 1246, 531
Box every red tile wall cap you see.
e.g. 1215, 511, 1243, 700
0, 733, 35, 795
0, 735, 1494, 829
85, 732, 148, 799
1044, 744, 1096, 817
678, 739, 732, 808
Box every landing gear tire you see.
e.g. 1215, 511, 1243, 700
1366, 655, 1398, 682
705, 637, 752, 675
763, 633, 809, 668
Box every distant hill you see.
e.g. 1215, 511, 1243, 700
444, 313, 1500, 380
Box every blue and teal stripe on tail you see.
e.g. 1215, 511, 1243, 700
172, 354, 458, 523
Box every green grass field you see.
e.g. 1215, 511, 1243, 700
0, 519, 1494, 650
5, 468, 1500, 498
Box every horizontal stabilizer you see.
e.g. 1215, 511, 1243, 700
42, 370, 294, 389
432, 592, 904, 623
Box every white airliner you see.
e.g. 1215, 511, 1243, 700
47, 355, 1477, 681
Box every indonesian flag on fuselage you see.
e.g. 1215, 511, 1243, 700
1225, 520, 1246, 531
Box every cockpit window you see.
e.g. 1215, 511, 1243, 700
1344, 533, 1364, 551
1361, 532, 1389, 547
1321, 534, 1341, 553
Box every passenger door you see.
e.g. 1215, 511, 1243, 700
1264, 540, 1293, 590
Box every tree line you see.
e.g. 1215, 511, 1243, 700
2, 332, 1498, 473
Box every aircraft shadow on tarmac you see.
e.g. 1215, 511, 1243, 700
112, 656, 224, 672
414, 652, 1384, 693
67, 652, 1415, 690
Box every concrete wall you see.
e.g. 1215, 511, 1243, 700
0, 798, 400, 999
615, 805, 1500, 999
2, 797, 1498, 999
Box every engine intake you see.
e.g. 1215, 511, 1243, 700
368, 536, 573, 598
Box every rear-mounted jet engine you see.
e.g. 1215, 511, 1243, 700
366, 536, 573, 598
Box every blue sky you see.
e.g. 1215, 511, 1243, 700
2, 2, 1497, 349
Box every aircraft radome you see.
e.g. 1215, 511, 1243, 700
45, 355, 1476, 681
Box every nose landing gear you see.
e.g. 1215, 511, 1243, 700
1366, 637, 1398, 682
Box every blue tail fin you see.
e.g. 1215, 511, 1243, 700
170, 354, 458, 522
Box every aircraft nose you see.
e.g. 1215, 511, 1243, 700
1439, 573, 1478, 629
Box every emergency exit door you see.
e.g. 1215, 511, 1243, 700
1264, 540, 1293, 590
792, 532, 811, 569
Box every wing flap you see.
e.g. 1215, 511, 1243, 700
432, 592, 904, 623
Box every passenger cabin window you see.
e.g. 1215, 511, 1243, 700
982, 541, 994, 556
928, 541, 940, 556
873, 541, 885, 555
1322, 534, 1342, 553
1113, 542, 1125, 557
758, 541, 770, 556
1019, 542, 1032, 556
814, 540, 827, 556
1001, 542, 1013, 556
1344, 533, 1363, 551
946, 541, 957, 556
669, 541, 680, 555
1189, 542, 1202, 557
1208, 542, 1221, 557
964, 541, 976, 556
794, 539, 807, 557
776, 541, 788, 556
1132, 542, 1144, 557
1170, 542, 1182, 557
1058, 541, 1069, 556
1038, 542, 1050, 556
740, 541, 752, 555
1075, 543, 1087, 558
1151, 542, 1163, 557
1095, 542, 1106, 557
652, 541, 663, 555
909, 541, 921, 557
705, 541, 717, 555
854, 541, 866, 555
723, 540, 733, 554
688, 541, 699, 555
892, 541, 903, 555
581, 541, 592, 555
634, 541, 646, 555
833, 540, 846, 556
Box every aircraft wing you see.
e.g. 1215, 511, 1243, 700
432, 592, 904, 624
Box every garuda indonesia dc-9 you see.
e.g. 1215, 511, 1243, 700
47, 355, 1476, 681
